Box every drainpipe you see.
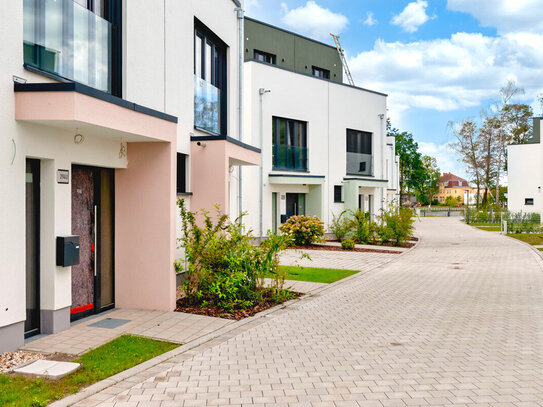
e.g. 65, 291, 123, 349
379, 113, 386, 210
259, 88, 271, 238
236, 6, 244, 219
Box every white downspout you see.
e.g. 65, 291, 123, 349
259, 88, 271, 238
379, 114, 386, 211
236, 7, 244, 219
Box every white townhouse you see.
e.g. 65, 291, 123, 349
0, 0, 260, 352
241, 18, 400, 237
508, 117, 543, 213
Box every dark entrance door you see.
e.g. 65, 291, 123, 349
25, 159, 40, 337
285, 193, 306, 220
71, 166, 114, 321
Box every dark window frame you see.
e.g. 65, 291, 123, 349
312, 66, 330, 79
254, 49, 276, 65
194, 18, 228, 136
525, 198, 534, 206
334, 185, 343, 203
176, 153, 188, 194
272, 116, 308, 172
23, 0, 122, 97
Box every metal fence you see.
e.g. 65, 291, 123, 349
419, 207, 466, 218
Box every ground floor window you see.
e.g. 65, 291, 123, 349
177, 153, 187, 194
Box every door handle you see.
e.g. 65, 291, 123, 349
94, 205, 97, 277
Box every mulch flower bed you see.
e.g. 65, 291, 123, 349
175, 293, 301, 321
289, 244, 403, 254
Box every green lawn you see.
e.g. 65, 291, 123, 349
0, 335, 178, 407
475, 226, 501, 232
269, 266, 359, 284
468, 222, 500, 227
507, 233, 543, 246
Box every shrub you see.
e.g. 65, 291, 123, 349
279, 215, 325, 246
341, 238, 355, 250
329, 210, 351, 240
177, 199, 292, 310
378, 205, 414, 246
349, 210, 377, 244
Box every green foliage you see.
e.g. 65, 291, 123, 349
349, 210, 377, 244
177, 199, 292, 310
0, 335, 177, 407
444, 196, 458, 207
378, 205, 414, 246
173, 260, 183, 273
329, 210, 351, 240
279, 215, 325, 246
341, 238, 355, 250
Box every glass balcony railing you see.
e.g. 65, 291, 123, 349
272, 145, 308, 172
23, 0, 112, 93
347, 152, 373, 176
194, 75, 220, 135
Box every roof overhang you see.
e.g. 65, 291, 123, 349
14, 82, 178, 143
268, 174, 325, 185
344, 177, 388, 188
191, 136, 261, 166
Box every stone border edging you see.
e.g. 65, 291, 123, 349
51, 234, 422, 407
502, 234, 543, 271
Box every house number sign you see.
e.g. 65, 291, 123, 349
57, 169, 69, 184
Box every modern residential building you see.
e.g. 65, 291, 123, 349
241, 18, 399, 237
434, 173, 477, 205
0, 0, 258, 352
508, 118, 542, 212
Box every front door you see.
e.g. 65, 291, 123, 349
286, 193, 306, 220
25, 159, 40, 337
71, 166, 114, 321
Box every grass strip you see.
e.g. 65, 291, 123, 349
0, 335, 178, 407
268, 266, 359, 284
506, 233, 543, 246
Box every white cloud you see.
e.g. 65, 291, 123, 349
418, 141, 468, 180
349, 32, 543, 122
363, 12, 378, 27
280, 1, 348, 41
447, 0, 543, 34
244, 0, 261, 14
391, 0, 434, 33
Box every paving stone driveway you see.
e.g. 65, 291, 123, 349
72, 218, 543, 406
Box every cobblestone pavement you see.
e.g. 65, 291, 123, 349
70, 218, 543, 406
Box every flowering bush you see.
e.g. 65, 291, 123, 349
279, 215, 325, 246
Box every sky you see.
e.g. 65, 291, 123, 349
244, 0, 543, 180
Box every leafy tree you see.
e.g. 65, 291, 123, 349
417, 156, 441, 205
445, 196, 457, 207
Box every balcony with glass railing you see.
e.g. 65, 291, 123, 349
272, 145, 308, 172
23, 0, 113, 93
347, 152, 373, 176
194, 75, 220, 135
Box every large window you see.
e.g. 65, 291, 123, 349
272, 117, 308, 172
254, 49, 276, 64
194, 19, 227, 136
23, 0, 122, 96
312, 66, 330, 79
346, 129, 373, 176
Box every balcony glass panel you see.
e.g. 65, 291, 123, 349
273, 145, 308, 172
194, 75, 220, 135
347, 152, 373, 176
23, 0, 112, 93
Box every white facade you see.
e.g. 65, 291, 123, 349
0, 0, 247, 352
507, 120, 542, 213
242, 61, 398, 236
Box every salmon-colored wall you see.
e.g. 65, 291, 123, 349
190, 140, 260, 216
15, 91, 175, 141
115, 142, 177, 311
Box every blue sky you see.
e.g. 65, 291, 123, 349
244, 0, 543, 179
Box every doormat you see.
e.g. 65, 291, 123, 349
88, 318, 130, 329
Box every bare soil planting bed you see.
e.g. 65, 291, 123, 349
290, 244, 403, 254
175, 292, 302, 320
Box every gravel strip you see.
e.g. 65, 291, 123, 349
0, 350, 46, 373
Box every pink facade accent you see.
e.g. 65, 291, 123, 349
190, 139, 260, 215
115, 142, 177, 311
15, 91, 174, 142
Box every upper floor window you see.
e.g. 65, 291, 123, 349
194, 19, 227, 135
525, 198, 534, 205
272, 117, 308, 172
254, 49, 276, 65
346, 129, 372, 176
312, 66, 330, 79
23, 0, 122, 96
